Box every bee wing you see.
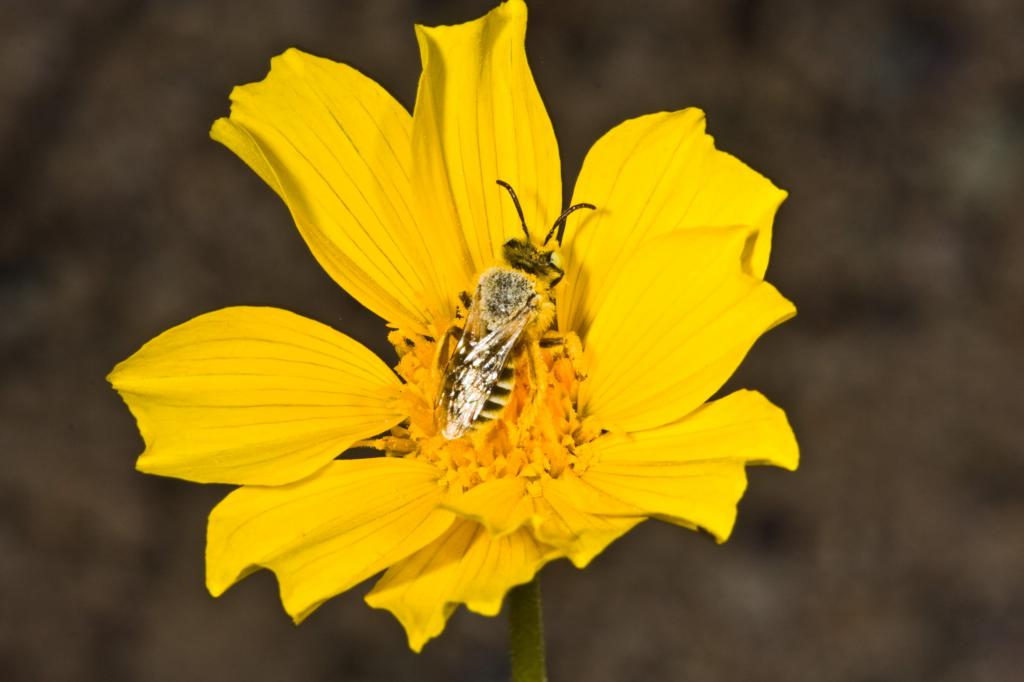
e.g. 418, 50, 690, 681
437, 296, 536, 439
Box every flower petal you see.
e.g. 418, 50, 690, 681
108, 306, 405, 485
441, 476, 641, 569
579, 390, 799, 541
534, 476, 643, 568
211, 48, 455, 334
579, 227, 795, 432
559, 109, 787, 338
411, 0, 562, 277
365, 520, 557, 652
207, 457, 453, 623
442, 477, 535, 536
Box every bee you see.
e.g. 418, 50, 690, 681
436, 180, 595, 440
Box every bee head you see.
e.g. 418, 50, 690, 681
502, 238, 564, 286
495, 179, 593, 287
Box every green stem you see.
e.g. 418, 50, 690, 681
508, 576, 547, 682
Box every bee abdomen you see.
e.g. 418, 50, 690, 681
475, 365, 516, 423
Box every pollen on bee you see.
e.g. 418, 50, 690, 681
477, 267, 535, 331
385, 326, 597, 494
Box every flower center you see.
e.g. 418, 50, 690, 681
382, 327, 600, 494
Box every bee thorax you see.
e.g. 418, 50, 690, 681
477, 268, 536, 331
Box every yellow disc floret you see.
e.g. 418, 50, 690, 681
380, 328, 600, 494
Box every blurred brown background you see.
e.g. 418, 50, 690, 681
2, 0, 1022, 680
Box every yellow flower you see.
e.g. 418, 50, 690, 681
109, 0, 797, 652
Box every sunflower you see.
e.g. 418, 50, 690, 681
109, 0, 798, 652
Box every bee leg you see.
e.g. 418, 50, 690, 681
434, 325, 464, 370
538, 334, 564, 348
350, 435, 417, 455
540, 331, 585, 379
526, 341, 549, 401
563, 333, 586, 379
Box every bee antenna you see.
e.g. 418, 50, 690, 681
544, 202, 596, 246
495, 180, 531, 242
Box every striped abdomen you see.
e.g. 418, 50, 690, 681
475, 365, 516, 425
